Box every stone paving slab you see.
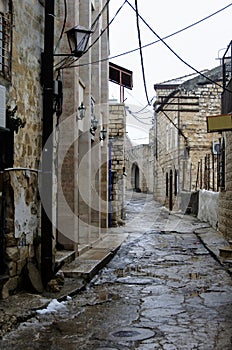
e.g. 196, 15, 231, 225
194, 226, 230, 266
62, 234, 128, 280
0, 201, 231, 340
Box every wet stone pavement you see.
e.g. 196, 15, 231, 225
1, 193, 232, 349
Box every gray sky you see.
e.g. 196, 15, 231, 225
109, 1, 232, 109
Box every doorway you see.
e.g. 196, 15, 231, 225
132, 163, 140, 191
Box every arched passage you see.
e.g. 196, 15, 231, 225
131, 163, 140, 192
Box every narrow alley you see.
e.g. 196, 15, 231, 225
1, 192, 232, 350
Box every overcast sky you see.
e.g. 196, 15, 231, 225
109, 0, 232, 109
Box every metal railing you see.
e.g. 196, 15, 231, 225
195, 140, 225, 192
0, 12, 11, 80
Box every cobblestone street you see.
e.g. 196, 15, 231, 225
1, 192, 232, 349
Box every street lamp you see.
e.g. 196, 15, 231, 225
66, 25, 93, 57
100, 127, 107, 141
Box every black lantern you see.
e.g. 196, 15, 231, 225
66, 25, 93, 58
100, 127, 107, 141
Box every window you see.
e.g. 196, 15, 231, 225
0, 1, 12, 80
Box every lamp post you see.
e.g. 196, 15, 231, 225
41, 0, 92, 287
41, 0, 55, 287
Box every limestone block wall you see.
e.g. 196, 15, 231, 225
57, 0, 109, 247
218, 131, 232, 240
126, 144, 153, 193
109, 103, 126, 226
153, 67, 222, 209
0, 1, 47, 298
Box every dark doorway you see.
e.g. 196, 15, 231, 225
132, 163, 140, 192
169, 169, 173, 211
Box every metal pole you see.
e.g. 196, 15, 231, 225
41, 0, 54, 287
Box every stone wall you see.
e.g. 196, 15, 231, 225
0, 0, 46, 298
153, 67, 222, 210
218, 131, 232, 240
2, 170, 39, 298
126, 144, 153, 193
109, 103, 126, 226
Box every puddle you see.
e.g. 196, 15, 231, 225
110, 327, 155, 341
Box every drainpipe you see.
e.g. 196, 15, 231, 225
41, 0, 54, 287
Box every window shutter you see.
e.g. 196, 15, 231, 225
0, 85, 6, 128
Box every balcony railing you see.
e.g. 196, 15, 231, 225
222, 41, 232, 114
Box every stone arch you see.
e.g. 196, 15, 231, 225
131, 162, 140, 192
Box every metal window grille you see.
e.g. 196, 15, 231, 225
0, 12, 11, 80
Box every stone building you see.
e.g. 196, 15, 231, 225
0, 0, 109, 298
153, 66, 222, 212
108, 102, 126, 227
125, 143, 153, 193
56, 0, 109, 252
218, 42, 232, 241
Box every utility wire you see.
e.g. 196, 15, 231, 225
55, 0, 115, 70
157, 70, 208, 85
61, 0, 126, 70
127, 107, 152, 125
91, 0, 111, 29
135, 0, 150, 105
85, 0, 127, 55
66, 2, 232, 70
54, 0, 67, 53
125, 0, 231, 92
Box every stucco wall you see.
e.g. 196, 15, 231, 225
198, 190, 219, 229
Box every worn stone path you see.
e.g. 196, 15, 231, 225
1, 192, 232, 349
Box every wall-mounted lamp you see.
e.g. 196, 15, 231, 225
90, 115, 98, 135
66, 25, 93, 58
100, 127, 107, 141
77, 102, 86, 120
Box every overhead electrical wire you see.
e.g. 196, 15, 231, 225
134, 0, 150, 105
125, 0, 231, 92
65, 1, 232, 70
91, 0, 111, 29
84, 0, 127, 55
157, 70, 208, 85
59, 0, 126, 70
54, 0, 67, 53
127, 106, 152, 125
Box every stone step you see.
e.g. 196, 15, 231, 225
55, 250, 76, 271
62, 248, 115, 281
219, 247, 232, 259
62, 234, 128, 281
228, 240, 232, 249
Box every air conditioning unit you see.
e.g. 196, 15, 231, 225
0, 85, 6, 128
212, 141, 220, 155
